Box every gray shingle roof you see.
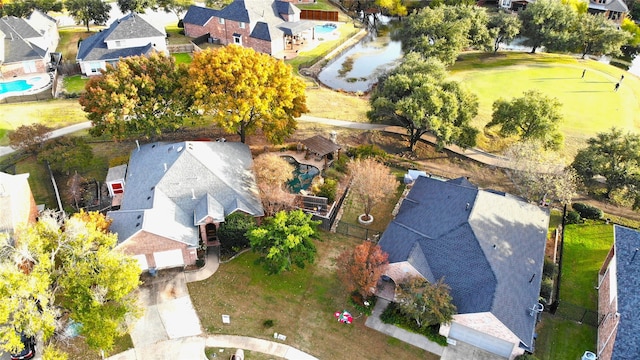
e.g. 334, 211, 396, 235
0, 16, 47, 63
611, 225, 640, 359
108, 141, 263, 247
378, 176, 549, 351
219, 0, 251, 23
77, 13, 164, 62
250, 22, 272, 41
184, 5, 219, 26
588, 0, 628, 12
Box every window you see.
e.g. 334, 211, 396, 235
233, 35, 242, 45
89, 62, 103, 74
218, 17, 225, 24
23, 61, 37, 73
239, 22, 245, 29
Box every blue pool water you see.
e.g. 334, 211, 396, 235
281, 155, 320, 193
314, 24, 337, 35
0, 77, 39, 95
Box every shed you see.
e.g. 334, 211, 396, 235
106, 164, 127, 197
300, 135, 341, 169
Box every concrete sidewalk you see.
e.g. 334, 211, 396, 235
185, 249, 220, 283
205, 335, 319, 360
364, 299, 445, 356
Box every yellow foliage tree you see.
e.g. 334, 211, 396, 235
188, 46, 308, 144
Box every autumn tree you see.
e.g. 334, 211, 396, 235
0, 211, 140, 357
252, 153, 295, 216
486, 90, 564, 150
347, 158, 398, 222
575, 13, 630, 59
80, 53, 192, 141
336, 241, 389, 300
66, 171, 86, 210
572, 128, 640, 208
188, 46, 308, 144
519, 0, 578, 53
65, 0, 111, 31
488, 11, 521, 53
396, 276, 457, 328
248, 209, 320, 274
501, 141, 579, 205
375, 0, 407, 17
368, 53, 479, 151
400, 5, 492, 66
8, 123, 52, 155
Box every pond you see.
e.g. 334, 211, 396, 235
280, 155, 320, 193
317, 20, 403, 93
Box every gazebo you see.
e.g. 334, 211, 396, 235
300, 135, 341, 170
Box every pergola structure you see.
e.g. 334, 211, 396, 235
300, 135, 341, 170
279, 20, 316, 50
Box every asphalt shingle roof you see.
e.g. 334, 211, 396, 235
0, 15, 47, 63
378, 176, 549, 351
611, 225, 640, 359
108, 141, 263, 247
183, 5, 219, 26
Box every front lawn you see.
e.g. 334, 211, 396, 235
560, 222, 613, 310
187, 232, 438, 360
535, 313, 597, 360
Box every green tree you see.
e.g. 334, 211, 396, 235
0, 211, 140, 357
8, 123, 51, 155
572, 128, 640, 208
399, 5, 492, 66
157, 0, 192, 19
116, 0, 155, 13
80, 53, 192, 141
486, 90, 564, 150
576, 13, 631, 59
188, 46, 308, 144
519, 0, 578, 53
336, 240, 388, 299
38, 137, 95, 174
622, 18, 640, 46
64, 0, 111, 31
368, 53, 479, 151
396, 276, 457, 328
488, 11, 521, 53
217, 212, 257, 250
248, 209, 320, 274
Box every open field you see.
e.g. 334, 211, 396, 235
450, 53, 640, 155
188, 232, 439, 360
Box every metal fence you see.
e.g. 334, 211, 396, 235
554, 301, 599, 327
334, 222, 382, 241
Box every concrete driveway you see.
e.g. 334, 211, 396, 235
440, 340, 509, 360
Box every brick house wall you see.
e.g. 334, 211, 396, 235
1, 59, 47, 78
184, 17, 283, 55
116, 231, 198, 268
597, 246, 619, 360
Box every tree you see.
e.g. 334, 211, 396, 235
188, 46, 308, 144
252, 153, 295, 216
621, 17, 640, 46
488, 11, 521, 53
347, 158, 398, 222
486, 90, 564, 150
0, 211, 140, 357
396, 276, 457, 328
375, 0, 407, 17
368, 53, 479, 151
65, 0, 111, 31
116, 0, 155, 13
248, 209, 320, 274
157, 0, 191, 19
66, 171, 86, 210
501, 141, 579, 205
2, 0, 63, 16
80, 53, 192, 140
217, 212, 257, 250
336, 241, 389, 299
572, 128, 640, 208
38, 137, 95, 174
575, 13, 631, 59
8, 123, 51, 155
399, 5, 492, 66
519, 0, 578, 53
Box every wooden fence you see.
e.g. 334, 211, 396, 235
300, 10, 338, 22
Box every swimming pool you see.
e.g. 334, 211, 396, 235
281, 155, 320, 193
0, 76, 45, 96
314, 23, 337, 35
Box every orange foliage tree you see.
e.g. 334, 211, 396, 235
336, 240, 389, 300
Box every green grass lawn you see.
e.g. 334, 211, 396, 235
172, 52, 193, 64
63, 75, 88, 94
15, 156, 57, 209
58, 29, 95, 61
535, 313, 597, 360
188, 232, 438, 360
165, 25, 193, 45
560, 222, 613, 309
450, 53, 640, 156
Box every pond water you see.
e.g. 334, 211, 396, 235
317, 21, 403, 93
280, 155, 320, 193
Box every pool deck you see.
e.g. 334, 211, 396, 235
280, 150, 327, 171
273, 22, 342, 60
0, 72, 52, 100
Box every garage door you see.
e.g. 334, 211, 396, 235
448, 323, 513, 358
153, 249, 184, 269
132, 254, 149, 271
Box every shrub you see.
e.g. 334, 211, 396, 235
195, 259, 205, 268
262, 319, 274, 328
332, 154, 349, 174
540, 277, 553, 300
380, 302, 448, 346
218, 212, 257, 251
348, 144, 387, 160
572, 202, 603, 220
543, 259, 558, 279
348, 292, 377, 316
316, 178, 337, 203
565, 210, 582, 224
515, 354, 540, 360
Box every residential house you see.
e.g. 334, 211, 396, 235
378, 176, 549, 359
597, 225, 640, 360
106, 141, 264, 271
0, 172, 38, 239
183, 0, 315, 56
0, 10, 58, 78
76, 13, 167, 76
500, 0, 628, 25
